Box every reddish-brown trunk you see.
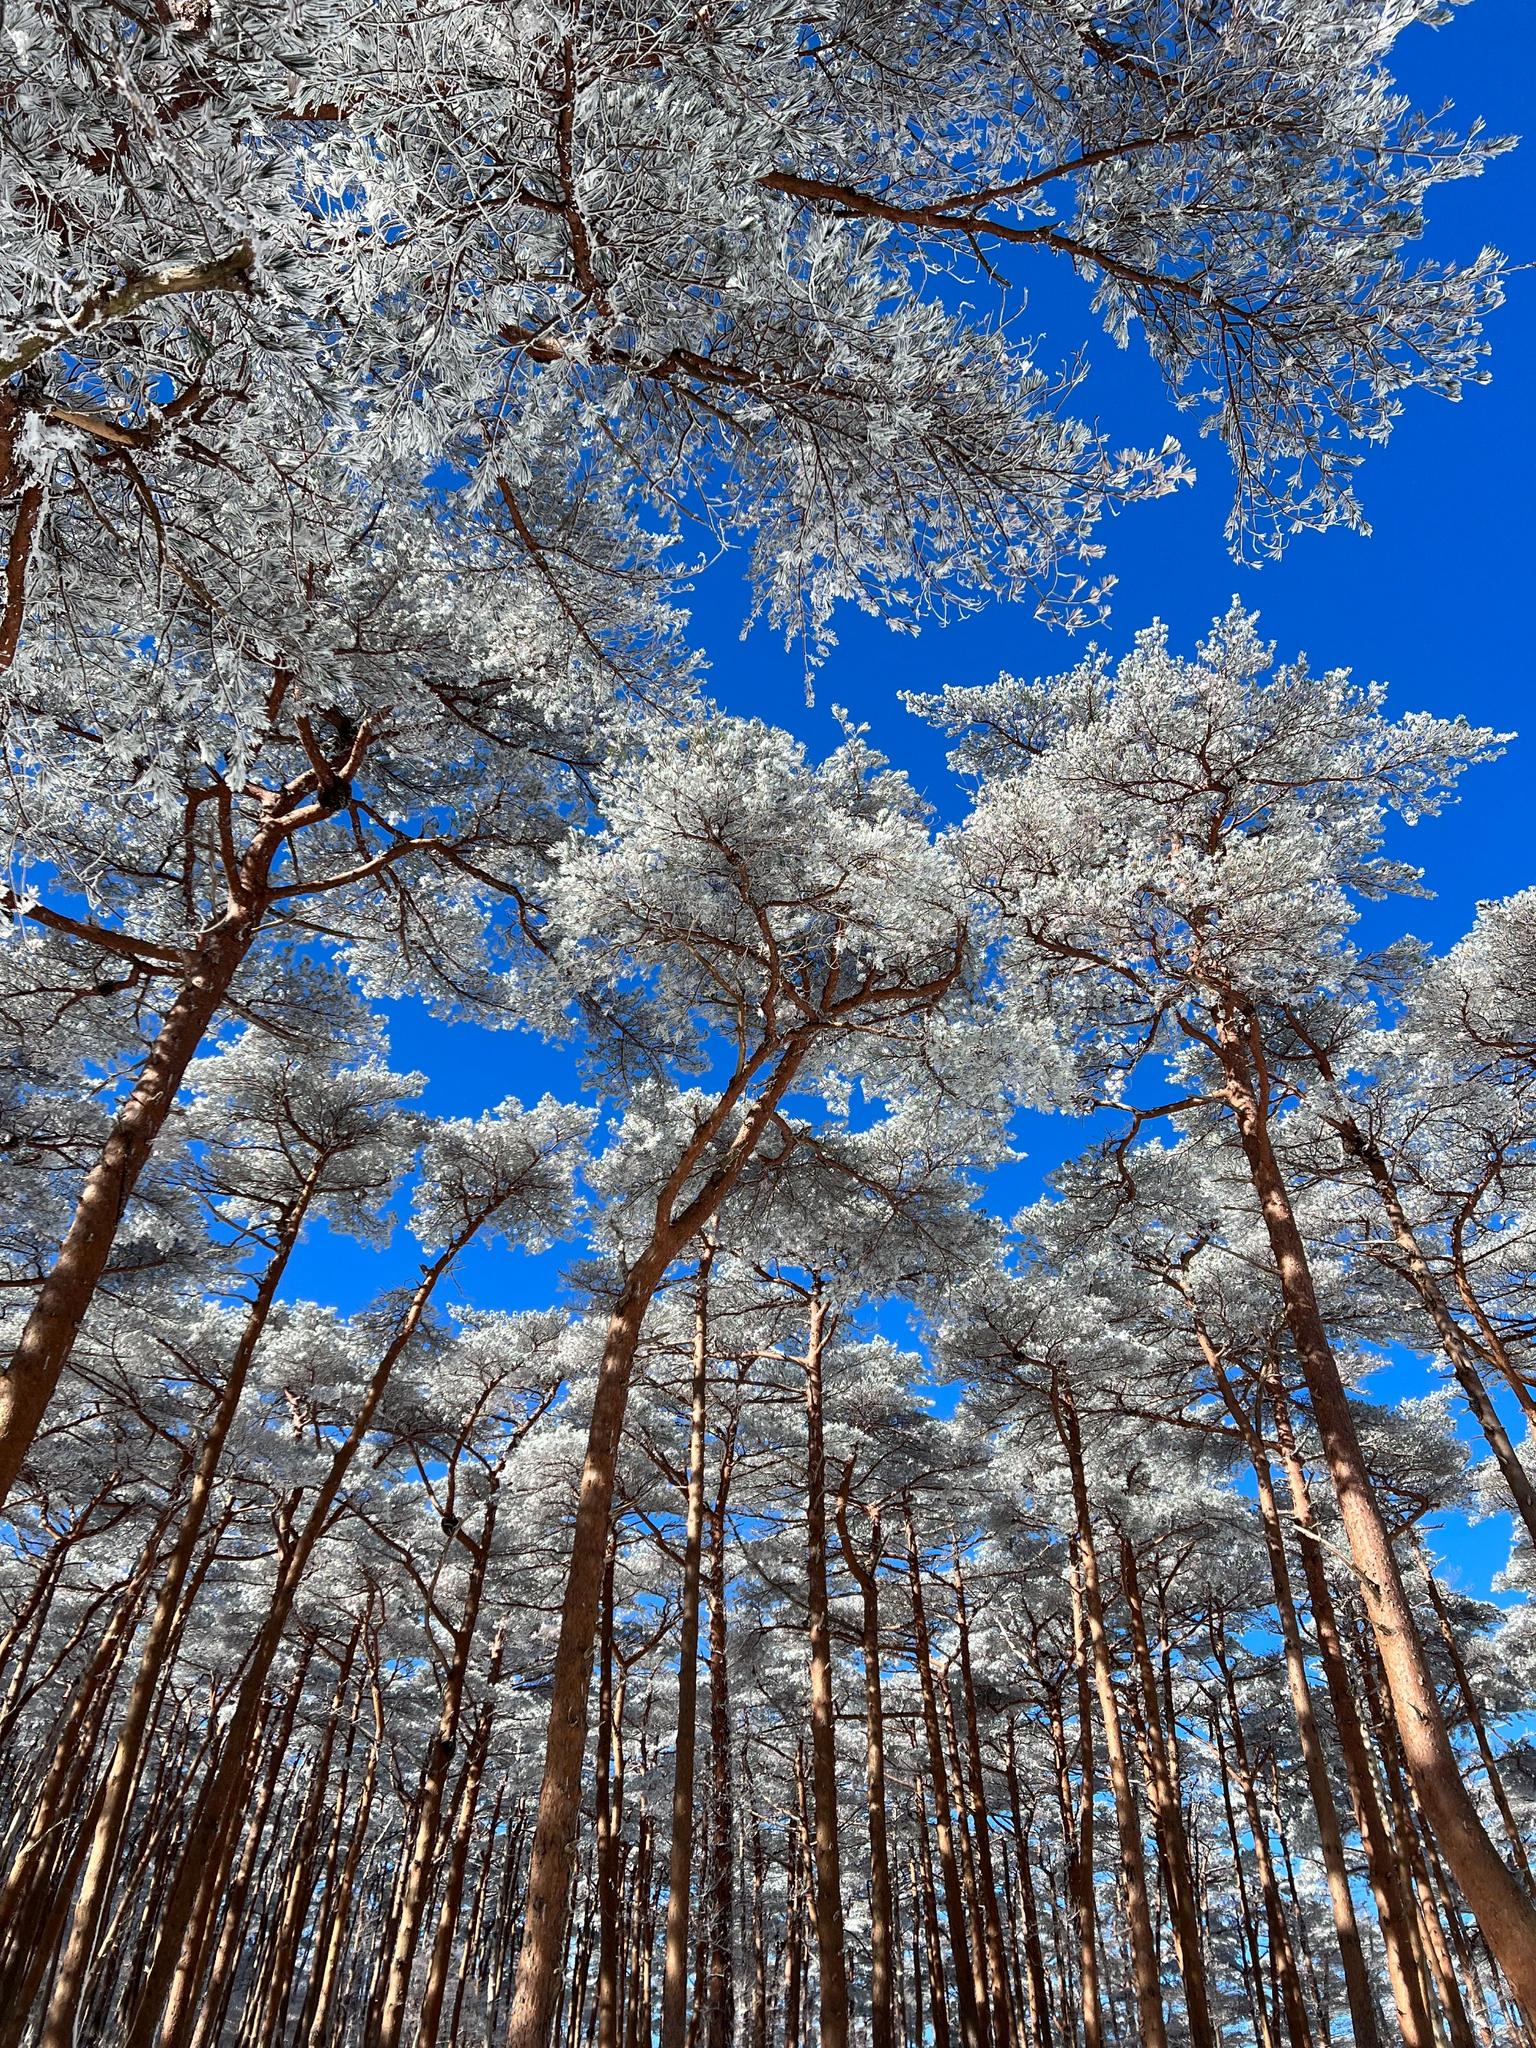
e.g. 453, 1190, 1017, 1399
1271, 1391, 1436, 2048
1219, 1013, 1536, 2024
1004, 1725, 1055, 2048
1207, 1364, 1384, 2048
1118, 1535, 1215, 2048
803, 1292, 850, 2048
1213, 1626, 1313, 2048
836, 1488, 895, 2048
0, 919, 259, 1502
661, 1260, 712, 2048
1053, 1384, 1166, 2048
953, 1559, 1016, 2048
906, 1506, 985, 2048
40, 1177, 319, 2048
703, 1444, 737, 2048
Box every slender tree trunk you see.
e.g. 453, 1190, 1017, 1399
1004, 1726, 1054, 2048
378, 1513, 500, 2048
836, 1490, 895, 2048
415, 1636, 504, 2048
1053, 1589, 1103, 2048
1213, 1625, 1313, 2048
1211, 1704, 1275, 2048
748, 1819, 768, 2048
1410, 1531, 1535, 1891
803, 1290, 850, 2048
299, 1707, 380, 2048
127, 1237, 473, 2048
1209, 1365, 1383, 2048
912, 1779, 952, 2048
1219, 1012, 1536, 2022
952, 1557, 1016, 2048
939, 1665, 992, 2038
509, 1033, 815, 2048
595, 1535, 623, 2048
703, 1454, 736, 2048
1338, 1120, 1536, 1543
0, 907, 270, 1501
1117, 1535, 1215, 2048
0, 1495, 177, 2028
1053, 1383, 1166, 2048
906, 1504, 984, 2048
1270, 1389, 1437, 2048
1350, 1611, 1478, 2048
661, 1255, 712, 2048
783, 1752, 806, 2048
1446, 1241, 1536, 1427
40, 1176, 323, 2048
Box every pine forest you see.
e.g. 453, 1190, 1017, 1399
2, 7, 1534, 2048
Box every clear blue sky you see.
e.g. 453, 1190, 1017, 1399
287, 0, 1534, 1588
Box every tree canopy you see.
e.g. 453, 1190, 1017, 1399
2, 7, 1533, 2048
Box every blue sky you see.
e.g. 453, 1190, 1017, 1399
284, 0, 1534, 1589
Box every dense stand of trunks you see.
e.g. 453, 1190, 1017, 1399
1, 1359, 1530, 2048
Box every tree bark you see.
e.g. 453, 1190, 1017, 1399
1410, 1531, 1535, 1892
1218, 1008, 1536, 2024
1053, 1381, 1166, 2048
1004, 1724, 1054, 2048
0, 922, 259, 1501
803, 1290, 850, 2048
1208, 1363, 1384, 2048
906, 1504, 985, 2048
703, 1451, 737, 2048
378, 1520, 501, 2048
660, 1255, 712, 2048
40, 1173, 322, 2048
1341, 1121, 1536, 1544
1213, 1625, 1314, 2048
836, 1487, 896, 2048
595, 1535, 623, 2048
508, 1029, 815, 2048
912, 1777, 952, 2048
1271, 1390, 1436, 2048
1116, 1534, 1215, 2048
952, 1557, 1016, 2048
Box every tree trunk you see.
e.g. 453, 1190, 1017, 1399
1214, 1369, 1383, 2048
127, 1239, 470, 2048
703, 1452, 737, 2048
1411, 1531, 1535, 1891
1219, 1011, 1536, 2023
803, 1290, 850, 2048
1340, 1121, 1536, 1544
298, 1709, 379, 2048
40, 1176, 321, 2048
1051, 1593, 1103, 2048
1053, 1383, 1166, 2048
938, 1667, 992, 2041
952, 1557, 1016, 2048
836, 1490, 895, 2048
414, 1727, 492, 2048
1213, 1626, 1313, 2048
1271, 1390, 1436, 2048
661, 1256, 712, 2048
1210, 1703, 1274, 2048
0, 915, 262, 1502
378, 1544, 501, 2048
912, 1778, 951, 2048
1004, 1725, 1054, 2048
906, 1504, 984, 2048
1116, 1534, 1215, 2048
509, 1033, 814, 2048
595, 1535, 623, 2048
